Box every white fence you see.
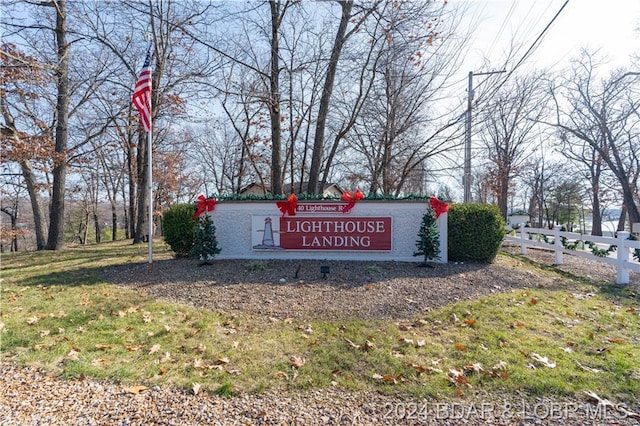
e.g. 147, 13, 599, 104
504, 225, 640, 285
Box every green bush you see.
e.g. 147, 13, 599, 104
448, 203, 506, 263
190, 214, 221, 264
163, 203, 198, 257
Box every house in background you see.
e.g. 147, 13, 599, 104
238, 181, 345, 198
507, 211, 531, 229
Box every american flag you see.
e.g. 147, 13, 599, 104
132, 46, 152, 132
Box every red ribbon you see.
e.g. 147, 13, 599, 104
277, 193, 298, 216
429, 196, 449, 218
193, 194, 216, 218
341, 189, 364, 213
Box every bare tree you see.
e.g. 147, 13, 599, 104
341, 1, 468, 196
549, 51, 640, 227
478, 73, 548, 219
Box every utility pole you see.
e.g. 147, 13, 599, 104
464, 69, 506, 203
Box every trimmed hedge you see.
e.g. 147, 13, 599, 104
163, 203, 198, 257
448, 203, 506, 263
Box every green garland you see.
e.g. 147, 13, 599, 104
526, 229, 640, 261
629, 234, 640, 262
201, 193, 437, 202
559, 236, 616, 257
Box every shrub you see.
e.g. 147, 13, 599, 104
448, 203, 506, 263
163, 203, 198, 257
414, 206, 440, 263
191, 214, 221, 265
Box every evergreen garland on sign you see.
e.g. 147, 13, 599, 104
414, 206, 440, 264
190, 214, 221, 265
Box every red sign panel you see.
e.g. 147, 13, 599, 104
279, 217, 391, 250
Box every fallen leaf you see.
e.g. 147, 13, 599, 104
576, 361, 601, 373
492, 360, 508, 371
455, 343, 466, 351
26, 316, 39, 325
382, 374, 400, 384
91, 358, 108, 367
148, 344, 161, 355
362, 340, 376, 351
464, 362, 484, 374
289, 355, 305, 369
344, 338, 359, 349
39, 330, 50, 337
530, 353, 556, 368
447, 369, 471, 387
192, 383, 201, 395
66, 350, 80, 361
464, 318, 476, 327
95, 344, 112, 350
607, 337, 626, 344
216, 357, 230, 365
529, 297, 539, 305
124, 385, 148, 395
274, 371, 289, 379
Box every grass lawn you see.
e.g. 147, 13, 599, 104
1, 240, 638, 403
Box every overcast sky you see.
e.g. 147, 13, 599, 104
457, 0, 639, 74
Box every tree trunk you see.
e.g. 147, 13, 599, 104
20, 160, 48, 249
133, 131, 148, 244
498, 176, 509, 220
94, 212, 101, 243
46, 0, 69, 250
111, 207, 117, 241
617, 204, 627, 232
307, 0, 353, 194
127, 137, 136, 240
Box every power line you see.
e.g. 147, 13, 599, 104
462, 0, 570, 203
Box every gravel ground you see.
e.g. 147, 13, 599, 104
102, 255, 565, 321
2, 248, 639, 425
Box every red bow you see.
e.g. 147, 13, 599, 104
193, 194, 216, 218
277, 193, 298, 216
341, 189, 364, 213
429, 196, 449, 218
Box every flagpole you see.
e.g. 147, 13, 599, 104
147, 120, 153, 271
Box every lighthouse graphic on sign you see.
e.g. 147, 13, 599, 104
252, 217, 283, 250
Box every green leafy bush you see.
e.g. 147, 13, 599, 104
448, 203, 506, 263
163, 203, 198, 257
414, 206, 440, 263
191, 214, 221, 264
